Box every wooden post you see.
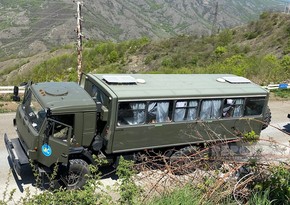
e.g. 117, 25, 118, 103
76, 1, 83, 83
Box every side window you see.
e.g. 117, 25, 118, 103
148, 101, 172, 123
83, 79, 94, 96
244, 98, 265, 116
222, 98, 244, 118
200, 99, 222, 120
83, 79, 109, 106
174, 100, 198, 122
91, 84, 106, 104
50, 114, 74, 141
53, 122, 69, 140
118, 101, 173, 126
118, 102, 146, 126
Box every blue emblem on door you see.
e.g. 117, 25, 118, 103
42, 144, 52, 157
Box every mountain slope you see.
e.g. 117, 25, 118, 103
0, 0, 284, 59
2, 11, 290, 86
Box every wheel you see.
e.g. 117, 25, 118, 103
262, 106, 271, 130
170, 146, 207, 175
65, 159, 90, 190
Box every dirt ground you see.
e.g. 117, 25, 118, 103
0, 100, 19, 112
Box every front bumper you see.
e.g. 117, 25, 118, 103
4, 133, 30, 176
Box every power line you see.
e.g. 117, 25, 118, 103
211, 1, 219, 35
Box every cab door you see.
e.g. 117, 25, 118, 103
38, 119, 72, 168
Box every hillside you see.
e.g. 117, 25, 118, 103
1, 11, 290, 86
0, 0, 284, 59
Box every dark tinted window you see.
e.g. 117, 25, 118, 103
118, 102, 146, 126
244, 98, 265, 116
222, 98, 244, 118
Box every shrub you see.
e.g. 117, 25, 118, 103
244, 32, 259, 40
272, 89, 290, 99
252, 164, 290, 204
217, 29, 233, 46
116, 156, 141, 205
214, 46, 227, 57
242, 130, 259, 143
161, 57, 173, 67
260, 12, 270, 20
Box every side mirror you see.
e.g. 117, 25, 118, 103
12, 86, 20, 102
288, 114, 290, 119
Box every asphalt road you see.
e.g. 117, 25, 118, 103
0, 100, 290, 202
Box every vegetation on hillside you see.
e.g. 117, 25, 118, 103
2, 11, 290, 86
0, 0, 283, 58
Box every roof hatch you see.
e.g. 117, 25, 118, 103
44, 87, 68, 96
221, 76, 251, 84
102, 75, 137, 84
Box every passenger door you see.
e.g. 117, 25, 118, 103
38, 119, 72, 168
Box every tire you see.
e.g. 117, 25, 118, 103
65, 159, 90, 190
170, 146, 206, 175
262, 106, 271, 130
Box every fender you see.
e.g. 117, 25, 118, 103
69, 147, 95, 165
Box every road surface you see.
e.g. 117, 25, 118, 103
0, 100, 290, 202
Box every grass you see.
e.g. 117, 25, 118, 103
147, 185, 209, 205
272, 89, 290, 99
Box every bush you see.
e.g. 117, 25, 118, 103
252, 164, 290, 204
116, 156, 141, 205
214, 46, 227, 57
272, 89, 290, 99
244, 32, 259, 40
260, 12, 270, 20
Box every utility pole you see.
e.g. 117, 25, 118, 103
76, 1, 83, 82
287, 3, 290, 14
211, 1, 219, 35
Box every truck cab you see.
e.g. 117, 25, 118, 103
5, 81, 97, 188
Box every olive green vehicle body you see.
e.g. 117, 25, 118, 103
82, 74, 269, 154
5, 73, 269, 177
5, 82, 97, 173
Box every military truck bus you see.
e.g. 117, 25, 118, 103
5, 73, 270, 189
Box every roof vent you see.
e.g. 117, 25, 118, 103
216, 78, 226, 83
136, 78, 146, 84
44, 87, 68, 96
102, 75, 137, 84
222, 76, 251, 84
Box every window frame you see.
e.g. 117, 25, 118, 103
116, 96, 267, 126
173, 100, 199, 122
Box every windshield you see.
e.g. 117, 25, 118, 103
22, 88, 46, 131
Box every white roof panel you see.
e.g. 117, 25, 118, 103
222, 76, 251, 84
102, 75, 137, 84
